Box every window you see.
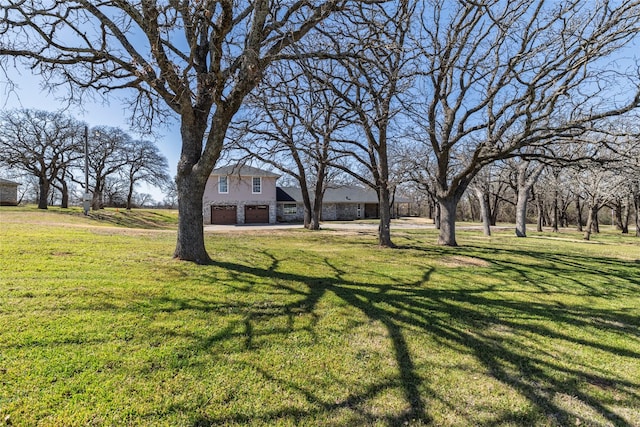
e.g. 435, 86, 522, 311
252, 177, 261, 194
218, 176, 228, 193
283, 203, 297, 215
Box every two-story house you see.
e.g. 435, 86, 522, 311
204, 164, 410, 225
203, 164, 280, 225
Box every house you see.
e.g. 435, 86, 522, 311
203, 164, 280, 224
0, 178, 19, 206
276, 186, 382, 222
203, 164, 410, 224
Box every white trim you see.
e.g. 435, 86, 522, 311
252, 176, 262, 194
218, 176, 229, 194
283, 203, 297, 215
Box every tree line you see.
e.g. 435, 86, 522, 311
1, 0, 639, 263
0, 109, 171, 210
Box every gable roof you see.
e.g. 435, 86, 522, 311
211, 164, 280, 178
0, 178, 19, 186
276, 187, 296, 202
277, 186, 379, 203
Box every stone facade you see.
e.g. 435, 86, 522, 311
276, 202, 305, 223
277, 202, 364, 222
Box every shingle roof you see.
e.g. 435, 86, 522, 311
276, 187, 296, 202
0, 178, 19, 186
211, 164, 281, 178
277, 186, 379, 203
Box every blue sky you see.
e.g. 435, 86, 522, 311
1, 63, 181, 201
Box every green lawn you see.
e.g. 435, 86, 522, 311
1, 207, 639, 426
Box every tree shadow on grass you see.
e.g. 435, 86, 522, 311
168, 243, 640, 426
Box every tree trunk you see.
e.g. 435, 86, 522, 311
378, 185, 395, 247
173, 116, 216, 264
91, 175, 103, 210
60, 179, 69, 208
621, 197, 630, 234
305, 210, 314, 228
468, 197, 477, 222
635, 192, 640, 237
434, 201, 441, 229
583, 205, 599, 240
490, 192, 499, 226
552, 189, 559, 232
515, 161, 544, 238
300, 187, 312, 229
437, 195, 460, 246
515, 186, 530, 237
536, 197, 544, 232
303, 206, 312, 229
308, 168, 326, 231
309, 201, 321, 230
576, 195, 583, 231
543, 204, 551, 228
126, 179, 134, 210
613, 202, 623, 230
38, 178, 49, 209
475, 187, 491, 236
559, 199, 569, 228
174, 173, 210, 264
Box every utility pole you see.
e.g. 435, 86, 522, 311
83, 125, 91, 215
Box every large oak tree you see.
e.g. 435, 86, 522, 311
1, 0, 364, 263
409, 0, 640, 246
0, 109, 84, 209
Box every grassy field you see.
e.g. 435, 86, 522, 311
1, 207, 639, 426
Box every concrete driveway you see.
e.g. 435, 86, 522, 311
203, 218, 437, 232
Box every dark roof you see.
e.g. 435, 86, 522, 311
276, 187, 296, 202
277, 186, 411, 204
0, 178, 19, 186
278, 186, 379, 203
211, 164, 280, 178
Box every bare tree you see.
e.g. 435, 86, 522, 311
605, 133, 640, 235
578, 165, 625, 240
469, 164, 507, 237
84, 126, 131, 210
509, 158, 546, 237
122, 139, 170, 210
230, 60, 349, 229
162, 178, 178, 210
0, 109, 83, 209
409, 0, 640, 246
1, 0, 363, 264
634, 181, 640, 237
312, 0, 415, 246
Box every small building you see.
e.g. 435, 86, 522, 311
0, 178, 19, 206
203, 164, 280, 225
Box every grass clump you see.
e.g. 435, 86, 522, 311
0, 208, 639, 426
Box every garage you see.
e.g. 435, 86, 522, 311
211, 205, 237, 224
244, 205, 269, 223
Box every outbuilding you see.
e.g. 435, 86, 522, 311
0, 178, 19, 206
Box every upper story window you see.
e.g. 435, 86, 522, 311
252, 177, 262, 194
218, 176, 228, 194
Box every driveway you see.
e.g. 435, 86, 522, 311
204, 218, 437, 232
203, 218, 514, 232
